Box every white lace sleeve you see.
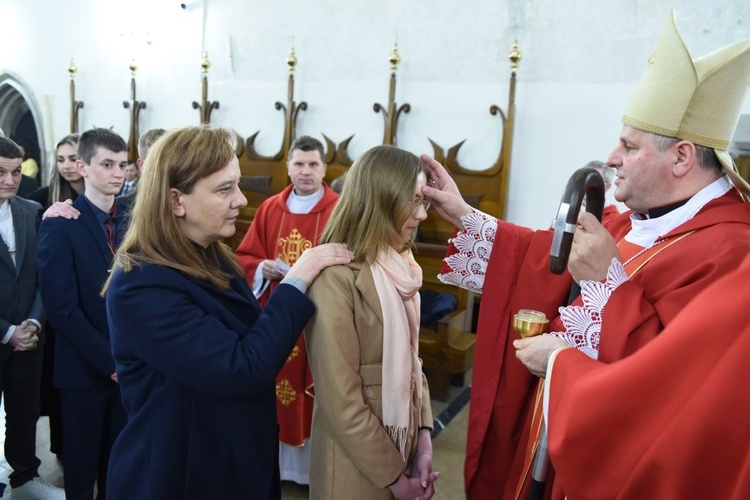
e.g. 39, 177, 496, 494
437, 210, 496, 294
550, 258, 628, 360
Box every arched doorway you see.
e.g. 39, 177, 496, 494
0, 71, 47, 185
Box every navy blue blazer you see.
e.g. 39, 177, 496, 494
37, 195, 127, 388
0, 196, 43, 361
106, 261, 315, 500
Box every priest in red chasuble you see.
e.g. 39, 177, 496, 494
420, 11, 750, 500
236, 136, 338, 484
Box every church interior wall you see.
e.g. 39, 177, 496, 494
1, 0, 748, 228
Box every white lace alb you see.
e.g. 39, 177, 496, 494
437, 210, 496, 293
550, 259, 628, 359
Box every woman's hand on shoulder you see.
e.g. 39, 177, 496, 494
286, 243, 354, 286
42, 199, 79, 220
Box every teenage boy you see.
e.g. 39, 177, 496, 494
38, 128, 129, 500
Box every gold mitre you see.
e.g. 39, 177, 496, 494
622, 11, 750, 197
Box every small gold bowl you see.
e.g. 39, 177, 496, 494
513, 309, 549, 338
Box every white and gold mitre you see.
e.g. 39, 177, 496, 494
622, 11, 750, 196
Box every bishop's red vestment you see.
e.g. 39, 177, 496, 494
545, 252, 750, 499
440, 188, 750, 499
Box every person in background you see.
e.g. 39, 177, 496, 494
306, 145, 439, 500
38, 128, 129, 500
135, 128, 167, 174
27, 134, 83, 211
118, 163, 138, 196
117, 128, 167, 210
1, 124, 39, 199
0, 137, 64, 499
235, 135, 338, 485
103, 125, 353, 499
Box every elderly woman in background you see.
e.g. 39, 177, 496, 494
306, 145, 439, 500
103, 125, 353, 499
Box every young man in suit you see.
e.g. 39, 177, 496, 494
38, 128, 129, 500
117, 163, 138, 196
0, 137, 64, 499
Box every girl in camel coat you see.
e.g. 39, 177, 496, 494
306, 145, 439, 500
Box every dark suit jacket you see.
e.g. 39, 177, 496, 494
37, 195, 127, 388
106, 262, 314, 500
0, 197, 44, 361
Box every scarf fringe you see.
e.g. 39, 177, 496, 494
385, 425, 410, 460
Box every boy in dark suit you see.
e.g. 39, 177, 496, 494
38, 128, 129, 500
0, 137, 64, 499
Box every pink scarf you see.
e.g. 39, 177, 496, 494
370, 246, 423, 459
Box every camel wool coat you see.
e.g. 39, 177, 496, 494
305, 262, 433, 499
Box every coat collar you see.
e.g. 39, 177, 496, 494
351, 261, 383, 325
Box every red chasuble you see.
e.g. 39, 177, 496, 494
236, 184, 338, 446
547, 253, 750, 500
453, 190, 750, 499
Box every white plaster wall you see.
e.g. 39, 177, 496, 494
1, 0, 749, 228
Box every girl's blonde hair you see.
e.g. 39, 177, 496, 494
321, 145, 425, 262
